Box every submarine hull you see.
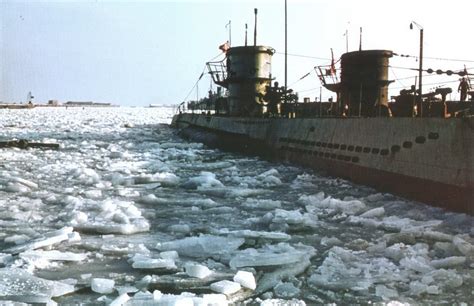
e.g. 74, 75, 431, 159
172, 113, 474, 215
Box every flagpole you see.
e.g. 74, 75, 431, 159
226, 20, 231, 46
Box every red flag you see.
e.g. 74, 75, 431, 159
219, 41, 230, 53
330, 48, 336, 75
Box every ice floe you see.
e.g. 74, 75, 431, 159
156, 235, 245, 258
1, 107, 472, 304
0, 268, 76, 303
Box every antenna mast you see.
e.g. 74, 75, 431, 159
254, 8, 258, 46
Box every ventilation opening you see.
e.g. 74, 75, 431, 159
391, 145, 401, 153
415, 136, 426, 144
428, 132, 439, 140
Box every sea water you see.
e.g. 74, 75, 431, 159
0, 107, 472, 305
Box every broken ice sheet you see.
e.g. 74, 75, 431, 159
20, 250, 88, 262
74, 218, 150, 235
229, 243, 315, 270
129, 253, 177, 270
214, 228, 291, 243
4, 227, 76, 254
156, 235, 245, 258
0, 268, 76, 303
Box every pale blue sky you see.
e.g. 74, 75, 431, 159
1, 0, 473, 106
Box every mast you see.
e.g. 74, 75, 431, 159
254, 8, 258, 46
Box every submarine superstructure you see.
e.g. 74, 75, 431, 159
172, 39, 473, 215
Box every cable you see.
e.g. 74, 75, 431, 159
208, 52, 225, 62
274, 51, 330, 61
182, 65, 207, 102
394, 53, 474, 63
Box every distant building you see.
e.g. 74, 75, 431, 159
65, 101, 113, 107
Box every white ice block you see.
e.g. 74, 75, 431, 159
184, 263, 213, 279
233, 271, 256, 290
210, 280, 241, 295
110, 293, 130, 306
91, 278, 115, 294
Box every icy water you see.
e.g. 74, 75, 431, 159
0, 107, 472, 305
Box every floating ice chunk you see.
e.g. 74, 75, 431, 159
150, 172, 180, 186
71, 167, 100, 185
160, 251, 179, 260
320, 236, 343, 247
110, 293, 130, 306
210, 280, 241, 295
0, 253, 12, 266
125, 290, 155, 304
359, 207, 385, 218
346, 238, 369, 251
63, 195, 83, 208
298, 192, 325, 208
91, 278, 115, 294
185, 263, 213, 279
155, 294, 194, 306
452, 236, 474, 256
5, 227, 74, 254
242, 199, 281, 210
139, 195, 219, 208
347, 215, 442, 233
156, 235, 245, 258
321, 197, 366, 215
116, 285, 139, 295
365, 193, 385, 202
260, 299, 306, 306
308, 246, 401, 292
70, 211, 88, 225
233, 271, 256, 290
5, 182, 30, 193
258, 168, 280, 178
257, 171, 282, 187
168, 224, 191, 234
230, 243, 315, 270
274, 282, 300, 298
219, 229, 291, 243
272, 209, 305, 225
20, 250, 87, 262
409, 281, 439, 296
400, 256, 433, 273
301, 194, 365, 215
384, 243, 407, 261
11, 177, 38, 189
375, 284, 399, 299
199, 294, 228, 306
75, 218, 150, 235
4, 234, 30, 245
68, 231, 82, 242
431, 256, 466, 269
423, 269, 463, 289
421, 230, 453, 242
0, 268, 75, 303
184, 172, 224, 189
84, 189, 102, 199
131, 253, 177, 270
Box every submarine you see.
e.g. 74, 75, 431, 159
171, 13, 473, 215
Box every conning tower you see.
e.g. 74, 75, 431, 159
340, 50, 393, 117
225, 46, 274, 116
